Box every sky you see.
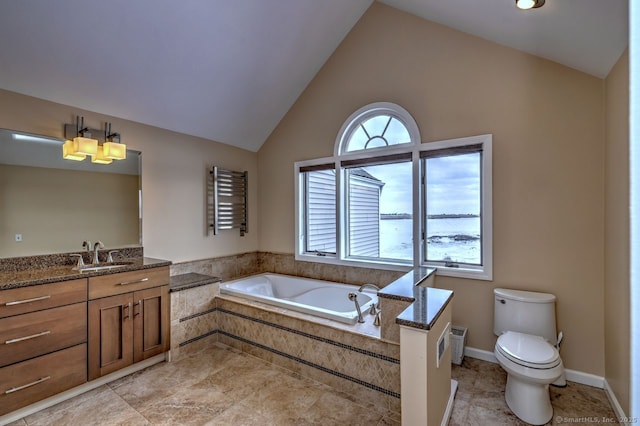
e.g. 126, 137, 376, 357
360, 152, 481, 215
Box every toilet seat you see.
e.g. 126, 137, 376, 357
497, 331, 561, 370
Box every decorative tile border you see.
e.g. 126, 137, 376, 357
178, 330, 218, 347
218, 307, 399, 364
218, 329, 401, 399
179, 307, 217, 323
175, 306, 401, 399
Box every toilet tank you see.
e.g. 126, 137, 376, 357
493, 288, 557, 344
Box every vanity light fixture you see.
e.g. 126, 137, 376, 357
70, 116, 98, 156
515, 0, 545, 10
62, 117, 126, 163
91, 145, 112, 164
102, 122, 126, 160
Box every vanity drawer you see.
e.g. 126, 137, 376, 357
0, 302, 87, 368
0, 279, 87, 319
88, 266, 169, 299
0, 343, 87, 416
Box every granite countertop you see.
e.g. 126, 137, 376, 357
0, 257, 171, 291
378, 267, 454, 331
169, 273, 221, 292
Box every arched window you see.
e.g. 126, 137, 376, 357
296, 102, 493, 281
336, 102, 420, 155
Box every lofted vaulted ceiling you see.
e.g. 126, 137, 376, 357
0, 0, 628, 152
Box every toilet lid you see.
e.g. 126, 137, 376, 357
497, 331, 560, 369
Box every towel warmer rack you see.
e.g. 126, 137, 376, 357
207, 166, 247, 236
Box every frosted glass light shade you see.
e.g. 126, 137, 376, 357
62, 140, 86, 161
91, 145, 113, 164
516, 0, 536, 9
73, 136, 98, 156
103, 141, 127, 160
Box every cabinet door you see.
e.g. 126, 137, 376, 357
133, 285, 169, 363
88, 293, 134, 380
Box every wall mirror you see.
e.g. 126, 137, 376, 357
0, 128, 141, 258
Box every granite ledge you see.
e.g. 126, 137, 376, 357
378, 267, 437, 302
378, 267, 453, 331
170, 273, 221, 292
0, 257, 171, 291
395, 287, 453, 331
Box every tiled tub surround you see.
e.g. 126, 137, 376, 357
169, 274, 402, 415
169, 273, 221, 361
217, 295, 402, 416
169, 263, 449, 419
170, 251, 406, 287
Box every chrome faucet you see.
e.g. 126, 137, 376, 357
348, 292, 365, 323
358, 283, 381, 313
358, 283, 380, 293
92, 241, 104, 265
70, 253, 85, 271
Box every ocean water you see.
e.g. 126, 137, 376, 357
379, 217, 480, 264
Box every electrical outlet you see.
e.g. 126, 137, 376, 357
15, 234, 22, 242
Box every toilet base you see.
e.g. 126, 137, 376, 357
504, 374, 553, 425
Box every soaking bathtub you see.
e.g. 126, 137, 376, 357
219, 273, 378, 324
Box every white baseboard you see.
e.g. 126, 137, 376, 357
463, 346, 605, 389
604, 379, 629, 425
441, 379, 458, 426
464, 346, 497, 364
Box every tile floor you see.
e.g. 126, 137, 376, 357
8, 344, 618, 426
450, 357, 619, 425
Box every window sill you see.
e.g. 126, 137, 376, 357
427, 264, 492, 281
296, 253, 413, 272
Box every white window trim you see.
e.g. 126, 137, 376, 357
334, 102, 420, 156
295, 104, 492, 281
420, 134, 493, 281
295, 134, 493, 280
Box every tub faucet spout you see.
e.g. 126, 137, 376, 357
358, 283, 380, 292
348, 292, 365, 323
358, 283, 381, 311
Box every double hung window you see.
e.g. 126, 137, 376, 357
295, 103, 492, 280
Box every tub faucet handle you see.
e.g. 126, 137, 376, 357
373, 311, 381, 327
369, 304, 377, 316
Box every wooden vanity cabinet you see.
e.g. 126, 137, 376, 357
0, 279, 87, 416
88, 267, 169, 380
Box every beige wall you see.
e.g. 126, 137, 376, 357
0, 89, 259, 262
604, 50, 630, 414
0, 165, 139, 257
257, 2, 606, 375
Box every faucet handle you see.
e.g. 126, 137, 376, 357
70, 254, 85, 270
373, 311, 381, 326
82, 240, 92, 252
107, 250, 119, 263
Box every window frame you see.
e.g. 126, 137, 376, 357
295, 104, 492, 280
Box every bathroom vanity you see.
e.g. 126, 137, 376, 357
0, 258, 171, 418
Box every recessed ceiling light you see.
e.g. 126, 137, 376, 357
516, 0, 545, 10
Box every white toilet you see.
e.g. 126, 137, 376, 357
493, 288, 565, 425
